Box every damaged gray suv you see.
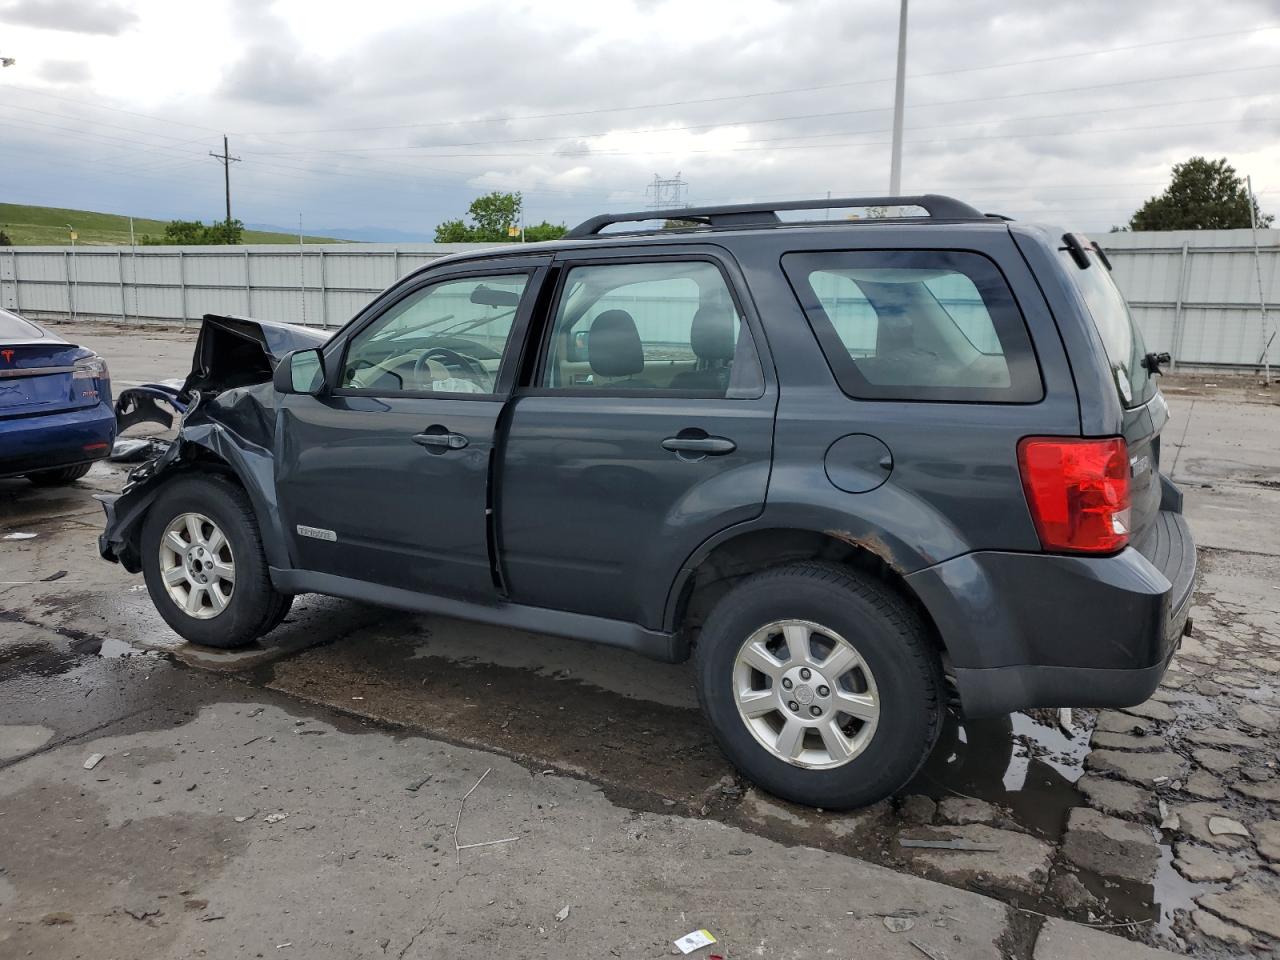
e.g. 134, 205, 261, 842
100, 195, 1195, 809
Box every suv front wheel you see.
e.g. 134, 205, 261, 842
140, 475, 292, 648
695, 561, 943, 809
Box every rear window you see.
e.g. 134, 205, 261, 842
1056, 243, 1154, 408
782, 250, 1042, 402
0, 309, 44, 340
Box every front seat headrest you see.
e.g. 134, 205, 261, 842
587, 309, 645, 378
689, 303, 735, 363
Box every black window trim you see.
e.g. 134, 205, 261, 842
781, 247, 1045, 405
327, 262, 546, 403
520, 250, 768, 401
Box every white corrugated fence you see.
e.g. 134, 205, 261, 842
2, 229, 1276, 369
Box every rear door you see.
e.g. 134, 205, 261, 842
275, 257, 547, 601
497, 248, 777, 629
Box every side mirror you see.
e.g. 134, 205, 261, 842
273, 348, 326, 395
566, 330, 590, 363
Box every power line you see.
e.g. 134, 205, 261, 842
244, 23, 1280, 136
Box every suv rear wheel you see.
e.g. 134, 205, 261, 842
140, 475, 291, 648
694, 561, 943, 809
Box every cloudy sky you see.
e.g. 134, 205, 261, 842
1, 0, 1278, 239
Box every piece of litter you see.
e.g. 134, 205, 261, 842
899, 839, 1000, 852
263, 813, 288, 824
2, 532, 37, 541
884, 916, 915, 932
352, 696, 364, 700
276, 943, 292, 950
1152, 776, 1169, 785
555, 905, 570, 922
673, 929, 717, 954
453, 768, 519, 863
406, 774, 432, 792
1208, 816, 1250, 837
83, 753, 104, 770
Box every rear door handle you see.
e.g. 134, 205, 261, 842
412, 430, 469, 450
662, 435, 736, 456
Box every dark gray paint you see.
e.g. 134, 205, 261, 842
99, 215, 1194, 718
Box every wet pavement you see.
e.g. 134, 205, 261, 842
2, 323, 1280, 958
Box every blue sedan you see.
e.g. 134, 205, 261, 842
1, 307, 115, 485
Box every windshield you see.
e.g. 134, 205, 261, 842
1058, 247, 1154, 408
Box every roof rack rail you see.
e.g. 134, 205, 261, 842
565, 194, 985, 238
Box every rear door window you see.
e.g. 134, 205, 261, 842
0, 309, 43, 340
1056, 242, 1154, 408
782, 250, 1042, 402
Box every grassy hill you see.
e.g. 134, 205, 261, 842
0, 203, 344, 246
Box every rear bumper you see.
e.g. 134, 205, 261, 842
0, 402, 116, 478
906, 499, 1195, 717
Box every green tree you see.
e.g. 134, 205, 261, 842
433, 192, 567, 242
523, 221, 567, 242
1129, 157, 1273, 230
0, 230, 11, 246
140, 218, 244, 245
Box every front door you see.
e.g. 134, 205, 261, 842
498, 251, 777, 628
276, 262, 544, 601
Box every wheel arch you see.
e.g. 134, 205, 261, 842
665, 525, 950, 672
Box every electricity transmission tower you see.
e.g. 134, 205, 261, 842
209, 134, 241, 238
646, 172, 687, 210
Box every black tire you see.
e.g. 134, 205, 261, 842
27, 463, 93, 485
694, 561, 944, 810
140, 474, 287, 649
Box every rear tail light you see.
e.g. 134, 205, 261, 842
72, 355, 108, 381
1017, 437, 1130, 554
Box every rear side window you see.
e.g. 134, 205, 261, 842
1056, 244, 1153, 408
0, 309, 43, 340
782, 250, 1042, 402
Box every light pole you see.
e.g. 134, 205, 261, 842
888, 0, 908, 197
65, 224, 78, 321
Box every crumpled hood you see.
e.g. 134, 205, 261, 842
183, 314, 331, 397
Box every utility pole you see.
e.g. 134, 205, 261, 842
1247, 175, 1272, 384
208, 134, 240, 240
888, 0, 908, 196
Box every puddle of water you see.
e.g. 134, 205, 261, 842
907, 710, 1087, 839
68, 635, 139, 658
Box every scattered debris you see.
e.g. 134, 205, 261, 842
243, 736, 263, 747
42, 570, 68, 582
406, 774, 432, 793
883, 915, 915, 932
124, 906, 160, 921
263, 813, 288, 824
1208, 816, 1250, 838
83, 753, 104, 770
40, 912, 73, 925
276, 942, 292, 950
898, 838, 1000, 852
909, 940, 948, 960
673, 929, 717, 954
1158, 799, 1179, 831
2, 532, 37, 541
234, 811, 258, 823
555, 905, 570, 922
1057, 707, 1075, 736
453, 768, 519, 864
201, 915, 226, 922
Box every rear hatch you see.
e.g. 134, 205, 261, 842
0, 311, 97, 419
1055, 236, 1163, 546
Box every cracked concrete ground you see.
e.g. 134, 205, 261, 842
3, 323, 1280, 958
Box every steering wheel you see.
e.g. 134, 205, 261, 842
412, 346, 491, 390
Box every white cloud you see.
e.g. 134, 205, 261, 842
1, 0, 1278, 236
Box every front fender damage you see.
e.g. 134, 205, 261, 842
99, 313, 310, 572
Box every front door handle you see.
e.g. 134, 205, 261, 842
662, 435, 736, 456
412, 429, 468, 450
